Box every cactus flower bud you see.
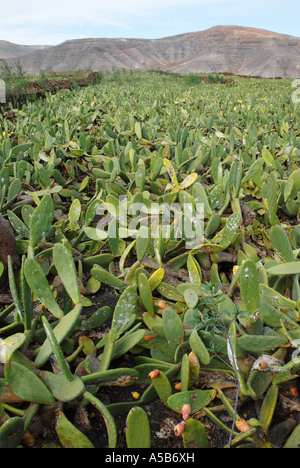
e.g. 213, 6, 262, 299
148, 369, 160, 379
235, 418, 251, 433
156, 300, 167, 309
174, 421, 185, 436
181, 404, 191, 421
143, 334, 155, 342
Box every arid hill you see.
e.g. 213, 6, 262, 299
1, 26, 300, 78
0, 41, 50, 60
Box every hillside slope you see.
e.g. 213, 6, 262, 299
0, 41, 50, 60
1, 26, 300, 78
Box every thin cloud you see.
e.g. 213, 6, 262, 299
0, 0, 295, 45
0, 0, 235, 44
2, 0, 235, 27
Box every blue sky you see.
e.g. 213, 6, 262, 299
1, 0, 299, 45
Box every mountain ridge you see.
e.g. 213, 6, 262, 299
0, 41, 51, 60
1, 26, 300, 78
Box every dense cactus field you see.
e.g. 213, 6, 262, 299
0, 71, 299, 448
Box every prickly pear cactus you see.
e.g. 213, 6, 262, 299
125, 407, 151, 448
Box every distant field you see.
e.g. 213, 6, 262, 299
0, 71, 299, 449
